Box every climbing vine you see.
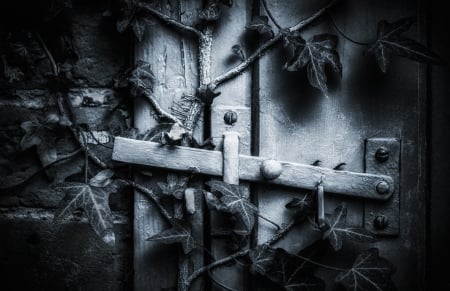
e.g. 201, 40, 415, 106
0, 0, 443, 290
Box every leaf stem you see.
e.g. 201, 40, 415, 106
208, 0, 340, 91
141, 3, 204, 38
123, 179, 172, 223
142, 91, 183, 125
328, 13, 371, 46
256, 212, 281, 230
292, 253, 347, 272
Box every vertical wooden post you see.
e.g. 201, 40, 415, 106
209, 2, 253, 290
133, 1, 203, 290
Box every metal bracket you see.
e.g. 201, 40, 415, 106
364, 138, 400, 236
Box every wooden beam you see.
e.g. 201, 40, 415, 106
113, 137, 394, 200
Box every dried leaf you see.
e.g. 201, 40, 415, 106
198, 3, 221, 22
335, 248, 396, 291
368, 16, 443, 73
146, 220, 194, 254
128, 61, 155, 97
205, 180, 258, 233
265, 248, 325, 291
249, 245, 276, 276
323, 204, 377, 251
284, 33, 341, 96
246, 16, 273, 36
53, 172, 125, 246
157, 173, 189, 199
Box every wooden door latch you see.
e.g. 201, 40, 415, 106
112, 135, 400, 236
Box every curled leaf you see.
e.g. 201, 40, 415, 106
146, 220, 194, 254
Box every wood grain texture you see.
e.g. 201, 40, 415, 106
133, 1, 203, 290
113, 137, 393, 200
255, 0, 426, 290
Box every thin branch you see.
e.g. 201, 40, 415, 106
56, 93, 109, 169
35, 32, 58, 76
186, 249, 250, 287
141, 4, 203, 38
142, 91, 182, 125
208, 0, 340, 91
124, 179, 172, 223
265, 218, 297, 245
261, 0, 282, 30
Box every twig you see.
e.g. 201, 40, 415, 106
35, 32, 58, 76
141, 3, 203, 38
186, 249, 250, 287
261, 0, 281, 30
124, 179, 172, 223
208, 0, 340, 91
142, 92, 182, 125
265, 218, 297, 245
56, 93, 109, 169
186, 217, 298, 288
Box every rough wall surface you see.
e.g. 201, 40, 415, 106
0, 1, 133, 290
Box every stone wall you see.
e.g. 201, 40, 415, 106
0, 1, 133, 290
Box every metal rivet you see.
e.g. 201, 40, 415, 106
373, 215, 389, 230
260, 159, 282, 180
376, 181, 390, 194
375, 147, 389, 162
224, 111, 238, 125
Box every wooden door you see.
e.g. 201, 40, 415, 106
130, 0, 428, 290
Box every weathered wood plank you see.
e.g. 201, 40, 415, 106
133, 1, 203, 290
113, 137, 394, 200
256, 0, 426, 290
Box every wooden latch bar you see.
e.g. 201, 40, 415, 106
113, 137, 394, 200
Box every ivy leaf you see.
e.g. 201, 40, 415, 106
198, 3, 221, 22
157, 173, 189, 199
205, 180, 258, 233
146, 220, 194, 254
368, 16, 443, 73
285, 193, 314, 213
323, 204, 377, 251
335, 248, 396, 291
53, 170, 125, 246
246, 16, 274, 37
249, 245, 276, 276
20, 114, 70, 167
284, 33, 342, 96
128, 61, 155, 97
117, 1, 154, 41
3, 64, 24, 83
265, 248, 325, 291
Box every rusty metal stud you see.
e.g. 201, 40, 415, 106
376, 181, 390, 194
373, 215, 389, 230
223, 111, 238, 125
375, 147, 390, 162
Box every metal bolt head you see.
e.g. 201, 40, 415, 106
224, 111, 238, 125
261, 159, 282, 180
376, 181, 390, 194
375, 147, 389, 162
373, 215, 389, 230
